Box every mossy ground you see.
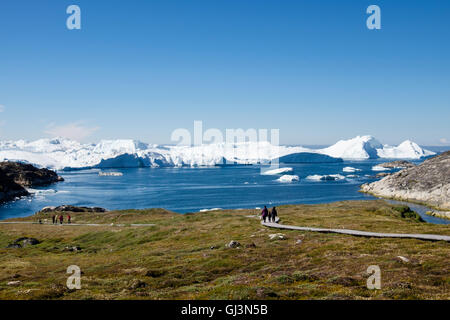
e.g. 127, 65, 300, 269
0, 200, 448, 300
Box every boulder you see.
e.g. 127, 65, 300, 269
269, 233, 287, 240
6, 237, 40, 248
226, 240, 241, 248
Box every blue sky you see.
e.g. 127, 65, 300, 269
0, 0, 449, 145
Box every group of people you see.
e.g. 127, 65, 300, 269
52, 214, 71, 224
261, 206, 278, 223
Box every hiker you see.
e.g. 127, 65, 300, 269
59, 215, 64, 224
261, 206, 269, 223
270, 207, 278, 223
67, 215, 71, 224
52, 215, 56, 224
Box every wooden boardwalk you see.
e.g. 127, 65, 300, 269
262, 221, 450, 242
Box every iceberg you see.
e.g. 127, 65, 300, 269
277, 175, 300, 183
372, 165, 390, 171
261, 167, 293, 175
376, 140, 435, 159
0, 135, 435, 170
342, 166, 362, 173
317, 135, 435, 160
306, 174, 346, 181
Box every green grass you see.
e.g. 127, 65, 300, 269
0, 200, 448, 300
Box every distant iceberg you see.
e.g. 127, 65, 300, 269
277, 175, 300, 183
317, 135, 435, 160
261, 167, 293, 175
0, 135, 436, 170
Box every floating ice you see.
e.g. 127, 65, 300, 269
306, 174, 346, 181
277, 175, 300, 183
372, 166, 390, 171
342, 166, 362, 173
261, 167, 293, 175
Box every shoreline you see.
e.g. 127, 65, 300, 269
360, 190, 450, 222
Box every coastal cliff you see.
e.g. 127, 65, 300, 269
360, 151, 450, 211
0, 162, 64, 203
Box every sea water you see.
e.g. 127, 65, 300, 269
1, 159, 448, 224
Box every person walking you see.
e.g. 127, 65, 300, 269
52, 215, 56, 224
59, 215, 64, 224
261, 206, 269, 223
270, 207, 278, 223
67, 215, 71, 224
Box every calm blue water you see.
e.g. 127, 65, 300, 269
1, 159, 449, 224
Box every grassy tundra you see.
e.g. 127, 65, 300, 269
0, 200, 448, 300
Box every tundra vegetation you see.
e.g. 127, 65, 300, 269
0, 200, 448, 300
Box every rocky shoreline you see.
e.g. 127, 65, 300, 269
361, 152, 450, 214
0, 162, 64, 203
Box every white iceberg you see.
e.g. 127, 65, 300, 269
277, 175, 300, 183
372, 165, 390, 171
261, 167, 293, 175
306, 174, 346, 181
317, 135, 435, 160
0, 135, 435, 170
342, 166, 362, 173
376, 140, 435, 159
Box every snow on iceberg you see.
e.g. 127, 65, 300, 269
376, 140, 435, 159
261, 167, 293, 175
277, 175, 300, 183
318, 135, 435, 160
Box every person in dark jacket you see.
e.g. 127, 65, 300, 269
59, 215, 64, 224
52, 215, 56, 224
261, 206, 269, 222
270, 207, 278, 223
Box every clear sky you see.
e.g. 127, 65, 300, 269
0, 0, 449, 146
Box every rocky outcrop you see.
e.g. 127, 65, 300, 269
361, 151, 450, 211
6, 237, 40, 248
0, 170, 29, 203
0, 161, 64, 203
38, 205, 107, 213
377, 160, 416, 169
0, 162, 64, 187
